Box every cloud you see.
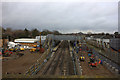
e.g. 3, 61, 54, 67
2, 2, 118, 33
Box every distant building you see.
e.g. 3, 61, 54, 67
14, 38, 39, 46
35, 36, 46, 45
86, 35, 113, 49
85, 36, 94, 40
99, 35, 113, 48
35, 36, 46, 40
14, 36, 47, 46
110, 38, 120, 52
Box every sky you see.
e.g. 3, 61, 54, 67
2, 1, 118, 34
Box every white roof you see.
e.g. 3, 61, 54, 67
14, 38, 39, 43
102, 39, 109, 43
36, 36, 46, 40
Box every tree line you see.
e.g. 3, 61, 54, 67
1, 27, 61, 41
1, 27, 119, 41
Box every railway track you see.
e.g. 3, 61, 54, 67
35, 40, 115, 77
61, 48, 69, 75
37, 40, 75, 76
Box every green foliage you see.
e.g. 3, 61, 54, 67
31, 28, 40, 38
24, 28, 30, 37
1, 27, 62, 39
114, 32, 118, 35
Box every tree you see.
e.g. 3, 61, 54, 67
53, 30, 60, 35
41, 29, 53, 35
24, 28, 30, 37
106, 33, 109, 35
101, 32, 105, 35
114, 32, 118, 35
4, 28, 14, 40
31, 28, 40, 38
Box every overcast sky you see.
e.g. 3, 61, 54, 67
2, 2, 118, 33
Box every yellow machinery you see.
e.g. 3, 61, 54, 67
33, 45, 37, 48
20, 48, 25, 51
80, 56, 85, 61
30, 48, 36, 52
9, 48, 18, 52
9, 48, 14, 51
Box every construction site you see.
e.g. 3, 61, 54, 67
1, 1, 120, 79
1, 34, 120, 79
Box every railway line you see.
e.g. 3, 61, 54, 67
36, 40, 75, 76
35, 40, 116, 77
2, 39, 118, 78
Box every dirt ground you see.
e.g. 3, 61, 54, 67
78, 50, 114, 77
2, 50, 42, 74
